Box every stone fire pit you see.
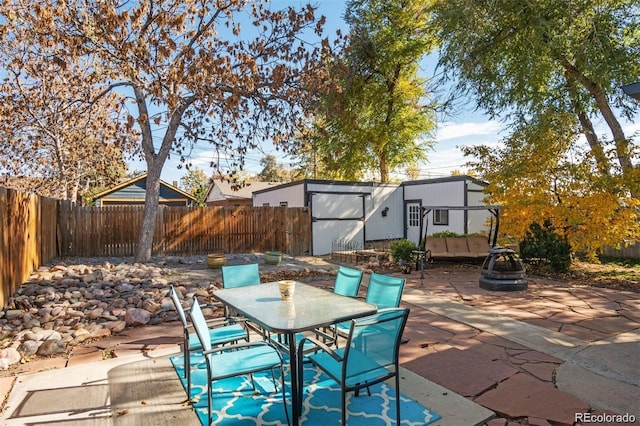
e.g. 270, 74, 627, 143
479, 247, 528, 291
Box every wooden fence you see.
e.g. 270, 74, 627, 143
1, 189, 311, 307
0, 188, 58, 308
602, 242, 640, 260
57, 202, 311, 257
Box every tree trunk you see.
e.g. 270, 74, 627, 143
565, 72, 610, 176
558, 56, 636, 190
136, 166, 161, 262
379, 154, 389, 183
132, 87, 190, 262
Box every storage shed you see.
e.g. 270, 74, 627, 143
253, 180, 403, 255
403, 175, 491, 243
253, 176, 493, 256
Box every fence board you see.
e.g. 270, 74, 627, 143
602, 242, 640, 259
0, 189, 52, 307
56, 204, 310, 258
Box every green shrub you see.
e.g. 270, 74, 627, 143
430, 231, 461, 238
519, 220, 572, 273
390, 239, 419, 263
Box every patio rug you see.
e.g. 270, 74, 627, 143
170, 352, 441, 425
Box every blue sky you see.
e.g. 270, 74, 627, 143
126, 2, 506, 185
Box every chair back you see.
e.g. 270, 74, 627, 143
365, 273, 405, 309
169, 285, 188, 328
344, 308, 409, 379
189, 298, 212, 352
333, 266, 363, 297
222, 263, 260, 288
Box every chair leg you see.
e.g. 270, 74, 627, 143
395, 374, 401, 425
279, 364, 291, 426
207, 371, 213, 426
341, 385, 347, 425
269, 368, 279, 390
186, 357, 191, 395
184, 335, 192, 394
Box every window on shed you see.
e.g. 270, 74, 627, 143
262, 203, 270, 206
408, 205, 420, 227
433, 209, 449, 225
279, 201, 288, 207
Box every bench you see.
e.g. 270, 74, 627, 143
425, 236, 491, 261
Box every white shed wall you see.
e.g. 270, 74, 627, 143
403, 178, 492, 236
365, 185, 404, 241
252, 183, 306, 207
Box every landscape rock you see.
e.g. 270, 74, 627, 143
124, 308, 152, 326
0, 347, 22, 368
0, 255, 337, 371
36, 339, 66, 357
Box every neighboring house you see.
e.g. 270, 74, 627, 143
92, 173, 197, 207
205, 179, 280, 207
252, 176, 493, 256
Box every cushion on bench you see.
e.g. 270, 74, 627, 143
466, 236, 491, 258
425, 237, 453, 258
445, 237, 471, 256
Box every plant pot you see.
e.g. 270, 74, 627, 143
264, 251, 282, 265
207, 253, 226, 269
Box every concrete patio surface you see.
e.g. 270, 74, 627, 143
0, 255, 638, 425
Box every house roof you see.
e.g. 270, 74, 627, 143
92, 173, 197, 202
206, 179, 281, 201
401, 175, 488, 187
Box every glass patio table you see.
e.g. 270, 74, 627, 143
213, 281, 377, 425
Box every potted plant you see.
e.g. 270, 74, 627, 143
264, 251, 282, 265
207, 253, 226, 268
390, 239, 418, 273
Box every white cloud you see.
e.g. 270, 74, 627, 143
436, 120, 504, 141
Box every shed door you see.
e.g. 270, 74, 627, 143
406, 202, 422, 245
310, 192, 365, 256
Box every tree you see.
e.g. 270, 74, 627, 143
257, 154, 289, 182
180, 168, 209, 206
431, 0, 639, 195
0, 20, 133, 201
463, 111, 640, 260
4, 0, 327, 261
302, 0, 437, 182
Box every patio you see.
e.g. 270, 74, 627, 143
0, 255, 638, 425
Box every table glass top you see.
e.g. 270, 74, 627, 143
214, 281, 377, 333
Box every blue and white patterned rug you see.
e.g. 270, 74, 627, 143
170, 352, 441, 425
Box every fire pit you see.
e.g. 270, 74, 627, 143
479, 247, 527, 291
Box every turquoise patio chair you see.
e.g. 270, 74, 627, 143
317, 266, 364, 347
169, 285, 248, 394
190, 297, 290, 426
333, 266, 364, 297
298, 307, 410, 425
221, 263, 260, 288
333, 272, 405, 339
290, 266, 364, 352
221, 263, 267, 335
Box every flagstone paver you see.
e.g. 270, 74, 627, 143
399, 264, 639, 425
403, 347, 520, 397
474, 373, 591, 425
